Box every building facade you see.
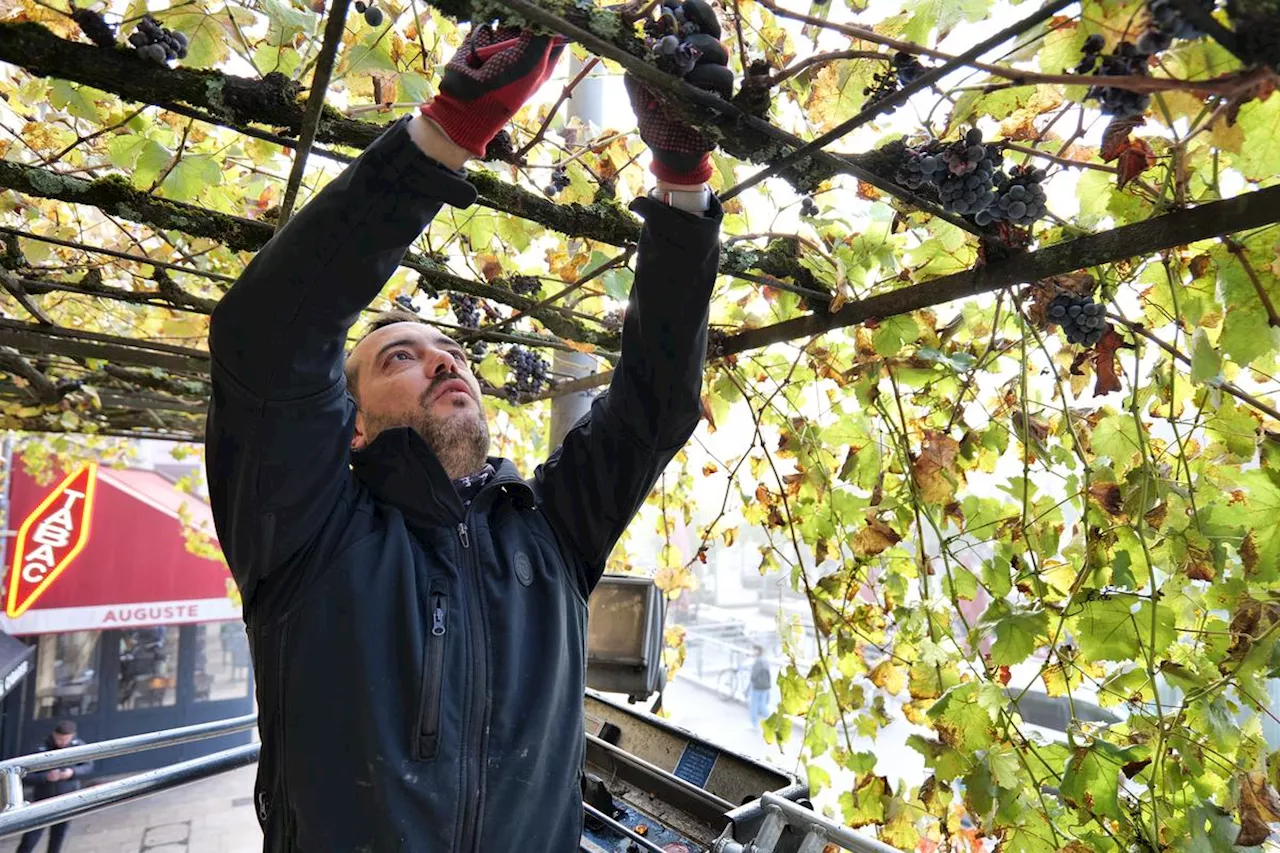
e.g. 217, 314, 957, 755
0, 443, 253, 775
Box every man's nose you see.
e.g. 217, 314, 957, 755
424, 349, 454, 377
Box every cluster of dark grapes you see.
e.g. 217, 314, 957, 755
1138, 0, 1214, 53
71, 9, 116, 48
898, 141, 947, 190
1079, 38, 1152, 119
452, 293, 480, 329
544, 166, 570, 197
508, 275, 540, 296
393, 293, 419, 313
646, 0, 730, 95
800, 196, 819, 217
504, 346, 549, 394
128, 17, 188, 64
483, 130, 515, 164
893, 52, 927, 86
1047, 293, 1108, 346
864, 52, 928, 103
983, 166, 1049, 227
353, 0, 383, 26
468, 341, 488, 361
934, 131, 1002, 216
900, 130, 1052, 227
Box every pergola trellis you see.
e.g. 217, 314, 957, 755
0, 0, 1274, 442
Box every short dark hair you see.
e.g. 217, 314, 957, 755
54, 720, 76, 736
345, 309, 431, 403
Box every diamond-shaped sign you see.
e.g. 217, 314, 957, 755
6, 463, 98, 618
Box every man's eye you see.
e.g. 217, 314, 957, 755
389, 351, 412, 362
450, 351, 466, 363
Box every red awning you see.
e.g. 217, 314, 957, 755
0, 463, 238, 635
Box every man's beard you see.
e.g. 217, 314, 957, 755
362, 377, 490, 479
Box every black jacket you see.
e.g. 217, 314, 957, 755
28, 735, 93, 801
205, 117, 720, 852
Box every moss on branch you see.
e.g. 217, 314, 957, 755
0, 160, 613, 345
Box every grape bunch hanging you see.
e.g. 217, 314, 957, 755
645, 0, 731, 96
1078, 38, 1152, 118
504, 346, 549, 395
864, 52, 928, 103
451, 294, 481, 329
508, 275, 541, 297
544, 166, 570, 198
1047, 293, 1109, 346
898, 130, 1049, 227
128, 16, 187, 64
393, 293, 420, 313
1138, 0, 1215, 53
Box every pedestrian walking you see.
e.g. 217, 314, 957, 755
748, 645, 772, 728
15, 720, 93, 853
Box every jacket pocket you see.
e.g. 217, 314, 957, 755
414, 579, 449, 761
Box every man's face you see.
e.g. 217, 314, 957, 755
52, 732, 73, 748
347, 323, 490, 475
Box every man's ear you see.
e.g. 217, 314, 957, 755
351, 410, 368, 451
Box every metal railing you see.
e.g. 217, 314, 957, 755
0, 714, 259, 838
713, 792, 901, 853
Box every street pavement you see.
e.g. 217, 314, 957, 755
0, 675, 790, 853
0, 763, 261, 853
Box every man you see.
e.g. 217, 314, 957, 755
15, 721, 93, 853
748, 645, 772, 728
205, 9, 731, 851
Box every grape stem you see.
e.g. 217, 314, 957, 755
731, 0, 748, 73
1105, 311, 1280, 422
275, 0, 353, 229
757, 0, 1260, 97
1001, 141, 1120, 174
771, 49, 890, 85
515, 56, 601, 160
1222, 236, 1280, 328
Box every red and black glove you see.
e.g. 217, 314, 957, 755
625, 0, 734, 185
421, 25, 568, 159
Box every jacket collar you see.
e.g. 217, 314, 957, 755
351, 427, 532, 528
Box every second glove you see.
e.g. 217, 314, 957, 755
421, 25, 568, 160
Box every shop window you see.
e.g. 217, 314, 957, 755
192, 622, 250, 702
117, 627, 180, 710
32, 632, 100, 719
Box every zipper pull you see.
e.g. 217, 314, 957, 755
457, 523, 470, 549
431, 595, 447, 637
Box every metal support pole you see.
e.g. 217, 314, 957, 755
548, 52, 606, 448
0, 769, 23, 812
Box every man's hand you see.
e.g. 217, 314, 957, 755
420, 26, 569, 160
625, 0, 734, 186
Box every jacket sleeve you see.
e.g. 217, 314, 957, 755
67, 743, 92, 779
533, 196, 721, 596
205, 116, 477, 612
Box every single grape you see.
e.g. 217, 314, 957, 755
364, 6, 383, 26
1083, 33, 1106, 53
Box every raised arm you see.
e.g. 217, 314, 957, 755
533, 12, 733, 595
206, 27, 564, 612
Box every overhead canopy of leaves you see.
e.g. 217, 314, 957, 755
0, 0, 1279, 850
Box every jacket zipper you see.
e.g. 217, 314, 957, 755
456, 520, 488, 853
415, 583, 448, 760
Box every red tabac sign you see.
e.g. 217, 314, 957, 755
6, 463, 98, 618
